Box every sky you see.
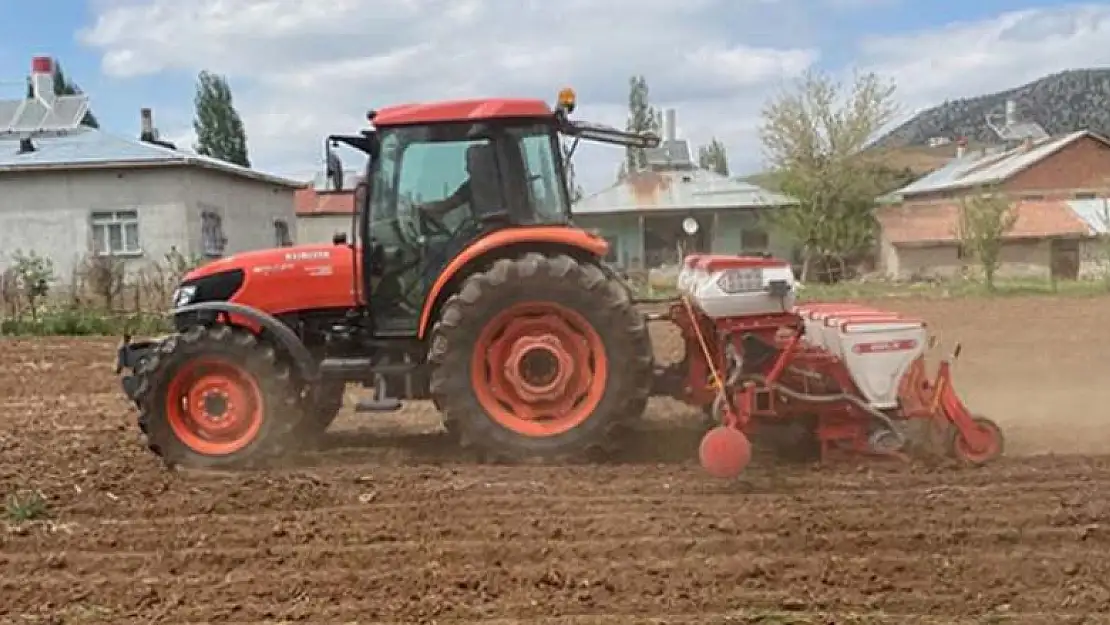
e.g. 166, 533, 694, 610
1, 0, 1109, 193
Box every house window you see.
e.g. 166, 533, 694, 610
201, 210, 227, 258
740, 228, 769, 252
274, 219, 293, 247
91, 210, 141, 256
1074, 192, 1098, 200
1022, 194, 1045, 201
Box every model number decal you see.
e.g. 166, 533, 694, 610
285, 250, 331, 261
852, 339, 918, 354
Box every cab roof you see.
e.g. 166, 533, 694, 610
372, 98, 555, 127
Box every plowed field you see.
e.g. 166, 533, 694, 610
3, 296, 1110, 623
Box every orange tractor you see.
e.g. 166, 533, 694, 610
115, 89, 1004, 477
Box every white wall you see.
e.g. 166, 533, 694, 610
0, 168, 187, 281
182, 167, 298, 257
298, 214, 352, 245
0, 166, 298, 283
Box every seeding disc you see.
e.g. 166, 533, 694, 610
699, 426, 752, 479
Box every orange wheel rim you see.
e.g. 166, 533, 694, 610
165, 357, 264, 456
470, 301, 608, 437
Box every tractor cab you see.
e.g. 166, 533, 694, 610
325, 89, 657, 335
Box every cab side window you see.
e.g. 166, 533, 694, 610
397, 139, 487, 232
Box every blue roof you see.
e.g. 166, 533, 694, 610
0, 128, 304, 188
1067, 198, 1110, 235
574, 167, 796, 215
892, 131, 1096, 198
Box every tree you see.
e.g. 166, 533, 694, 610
622, 75, 661, 178
10, 250, 54, 320
956, 188, 1018, 291
697, 138, 729, 176
758, 69, 899, 282
193, 71, 251, 168
27, 60, 99, 128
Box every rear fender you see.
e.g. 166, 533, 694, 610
172, 301, 319, 381
416, 226, 609, 339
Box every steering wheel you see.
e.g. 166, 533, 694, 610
418, 209, 453, 238
392, 196, 427, 250
417, 203, 481, 242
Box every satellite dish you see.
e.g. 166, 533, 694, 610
682, 217, 699, 235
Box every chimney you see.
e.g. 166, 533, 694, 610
956, 136, 968, 159
664, 108, 677, 142
29, 56, 56, 107
1005, 99, 1017, 127
140, 108, 154, 141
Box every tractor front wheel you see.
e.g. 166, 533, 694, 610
134, 325, 302, 469
429, 254, 652, 462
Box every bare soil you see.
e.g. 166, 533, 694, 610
3, 296, 1110, 623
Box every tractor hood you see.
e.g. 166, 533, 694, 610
184, 243, 356, 282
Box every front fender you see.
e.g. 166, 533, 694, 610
416, 226, 609, 339
172, 301, 319, 381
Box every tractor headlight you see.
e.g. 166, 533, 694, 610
716, 268, 763, 294
172, 285, 197, 308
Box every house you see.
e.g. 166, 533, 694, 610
573, 110, 796, 269
0, 122, 304, 281
876, 124, 1110, 280
0, 56, 303, 283
295, 177, 356, 244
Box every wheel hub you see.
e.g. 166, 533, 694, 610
201, 391, 229, 419
185, 376, 246, 434
470, 301, 609, 437
503, 334, 575, 403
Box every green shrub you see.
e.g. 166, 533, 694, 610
0, 310, 172, 337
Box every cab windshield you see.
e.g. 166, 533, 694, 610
368, 120, 570, 243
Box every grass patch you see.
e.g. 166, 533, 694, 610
632, 275, 1110, 302
797, 277, 1110, 301
0, 310, 171, 337
5, 490, 49, 523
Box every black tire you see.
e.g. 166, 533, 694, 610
292, 381, 346, 443
134, 324, 302, 469
428, 253, 652, 462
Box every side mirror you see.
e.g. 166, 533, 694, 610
325, 143, 344, 191
332, 232, 348, 245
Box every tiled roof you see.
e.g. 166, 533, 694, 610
573, 168, 796, 215
879, 200, 1093, 246
892, 131, 1101, 198
296, 187, 355, 216
0, 128, 305, 188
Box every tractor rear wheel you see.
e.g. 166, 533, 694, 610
429, 254, 652, 462
134, 324, 302, 469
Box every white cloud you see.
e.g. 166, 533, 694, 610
78, 0, 819, 189
857, 4, 1110, 116
79, 1, 1110, 190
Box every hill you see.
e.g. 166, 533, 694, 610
876, 68, 1110, 148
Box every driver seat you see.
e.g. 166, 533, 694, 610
466, 143, 509, 224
